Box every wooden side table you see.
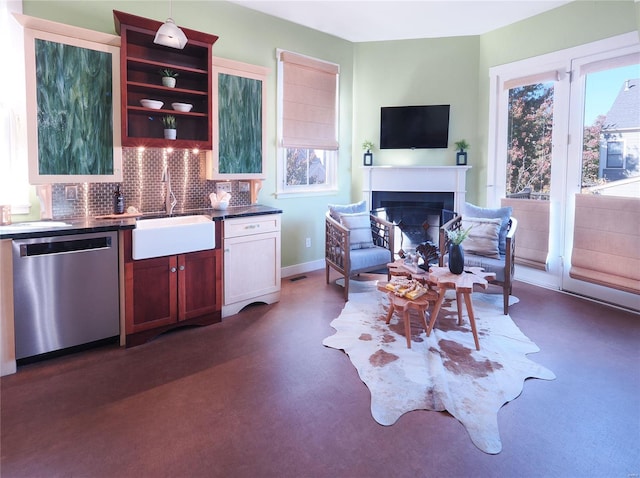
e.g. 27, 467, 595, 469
377, 282, 439, 349
426, 266, 496, 351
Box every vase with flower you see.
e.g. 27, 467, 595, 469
362, 140, 374, 166
446, 224, 473, 274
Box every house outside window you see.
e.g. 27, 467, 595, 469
276, 50, 339, 197
286, 148, 328, 186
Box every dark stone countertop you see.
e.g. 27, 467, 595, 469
156, 204, 283, 221
0, 205, 282, 240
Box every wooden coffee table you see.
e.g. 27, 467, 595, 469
377, 281, 439, 349
426, 266, 496, 351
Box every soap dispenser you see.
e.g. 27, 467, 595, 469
113, 185, 125, 214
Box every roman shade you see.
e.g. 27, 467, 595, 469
501, 198, 550, 270
279, 50, 339, 151
503, 70, 559, 90
578, 51, 640, 76
570, 194, 640, 294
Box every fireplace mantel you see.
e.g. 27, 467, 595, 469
362, 166, 471, 213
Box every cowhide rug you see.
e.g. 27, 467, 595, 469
322, 280, 555, 454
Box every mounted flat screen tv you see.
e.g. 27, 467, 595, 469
380, 105, 450, 149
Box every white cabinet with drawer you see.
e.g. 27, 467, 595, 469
222, 214, 281, 317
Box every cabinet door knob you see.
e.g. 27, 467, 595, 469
179, 265, 185, 271
171, 267, 177, 273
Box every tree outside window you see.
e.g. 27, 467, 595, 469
506, 82, 554, 199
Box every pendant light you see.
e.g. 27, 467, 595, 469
154, 0, 188, 49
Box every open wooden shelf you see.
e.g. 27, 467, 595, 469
114, 10, 218, 150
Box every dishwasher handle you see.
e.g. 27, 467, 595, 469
19, 236, 113, 257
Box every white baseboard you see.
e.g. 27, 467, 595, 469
513, 265, 560, 290
282, 259, 324, 279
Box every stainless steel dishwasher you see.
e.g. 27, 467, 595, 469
12, 231, 119, 360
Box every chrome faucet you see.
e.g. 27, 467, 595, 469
161, 165, 177, 215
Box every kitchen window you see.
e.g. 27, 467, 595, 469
276, 49, 339, 197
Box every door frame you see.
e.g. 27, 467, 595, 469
560, 43, 640, 311
487, 33, 639, 307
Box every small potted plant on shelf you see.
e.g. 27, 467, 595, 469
362, 140, 374, 166
454, 139, 469, 166
159, 68, 179, 88
162, 115, 177, 140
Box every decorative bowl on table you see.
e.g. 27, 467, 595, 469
171, 102, 193, 112
140, 99, 163, 109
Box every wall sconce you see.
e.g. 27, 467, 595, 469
154, 1, 188, 49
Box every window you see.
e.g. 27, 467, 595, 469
276, 50, 339, 196
505, 80, 555, 200
582, 61, 640, 186
605, 141, 624, 168
286, 148, 328, 186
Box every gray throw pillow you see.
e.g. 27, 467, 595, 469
464, 202, 512, 256
461, 217, 501, 259
339, 212, 375, 250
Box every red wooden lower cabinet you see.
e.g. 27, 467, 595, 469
123, 229, 222, 347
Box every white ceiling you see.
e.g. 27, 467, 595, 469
229, 0, 571, 42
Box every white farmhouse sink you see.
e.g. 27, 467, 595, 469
132, 215, 215, 260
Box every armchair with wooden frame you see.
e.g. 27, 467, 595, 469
325, 211, 395, 300
439, 214, 518, 314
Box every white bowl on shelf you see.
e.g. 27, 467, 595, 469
140, 99, 163, 109
172, 102, 193, 112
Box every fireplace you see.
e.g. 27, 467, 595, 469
363, 165, 471, 252
371, 191, 455, 251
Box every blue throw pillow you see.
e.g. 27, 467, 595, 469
464, 202, 512, 256
328, 200, 367, 220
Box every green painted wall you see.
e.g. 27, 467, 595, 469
352, 1, 639, 208
352, 36, 480, 199
23, 0, 354, 269
20, 0, 640, 270
474, 0, 639, 204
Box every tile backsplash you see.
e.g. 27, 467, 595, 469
50, 148, 251, 219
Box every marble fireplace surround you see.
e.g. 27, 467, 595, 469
362, 165, 471, 214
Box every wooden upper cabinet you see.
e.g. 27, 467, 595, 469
113, 10, 218, 150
